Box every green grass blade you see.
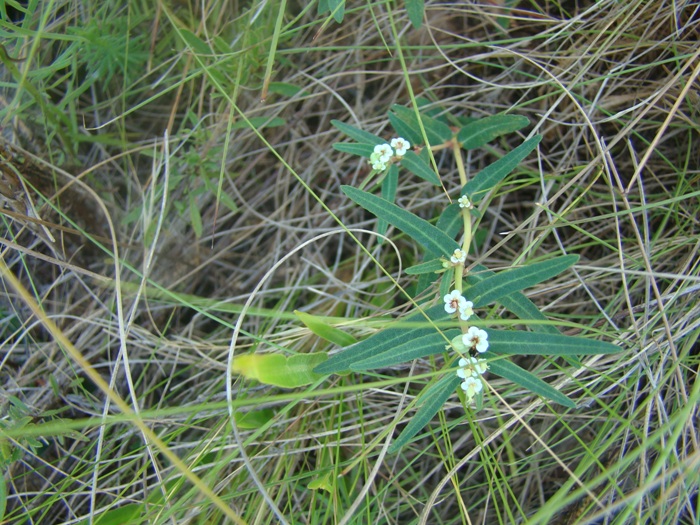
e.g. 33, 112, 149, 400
399, 150, 441, 185
463, 135, 542, 203
458, 114, 530, 149
487, 330, 620, 356
467, 255, 579, 307
488, 359, 575, 407
350, 329, 460, 370
341, 186, 459, 255
388, 372, 461, 453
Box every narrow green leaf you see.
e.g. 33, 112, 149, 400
189, 196, 203, 238
314, 305, 447, 374
378, 164, 399, 241
231, 116, 286, 130
431, 203, 462, 256
405, 258, 444, 275
458, 114, 530, 149
333, 143, 374, 157
406, 0, 424, 28
463, 135, 542, 203
351, 329, 459, 370
488, 359, 575, 407
466, 264, 560, 335
388, 373, 461, 453
399, 150, 441, 185
295, 310, 358, 347
331, 119, 385, 145
389, 105, 453, 145
468, 255, 579, 307
341, 186, 460, 255
486, 330, 620, 356
388, 111, 422, 146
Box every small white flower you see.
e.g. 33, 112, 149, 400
458, 195, 472, 209
460, 376, 483, 399
443, 289, 467, 314
450, 249, 467, 265
462, 326, 489, 353
459, 300, 474, 321
390, 137, 410, 156
457, 356, 489, 379
369, 151, 387, 171
373, 143, 393, 163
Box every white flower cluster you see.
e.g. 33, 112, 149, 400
443, 289, 490, 400
369, 137, 410, 171
457, 356, 488, 399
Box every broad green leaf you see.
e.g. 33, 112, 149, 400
405, 258, 444, 275
406, 0, 424, 28
389, 105, 453, 145
468, 255, 579, 307
399, 150, 441, 185
388, 372, 461, 453
341, 186, 459, 255
180, 29, 213, 55
331, 119, 385, 145
233, 353, 327, 387
231, 116, 286, 130
267, 82, 307, 97
488, 359, 575, 407
308, 472, 335, 493
388, 110, 423, 146
351, 329, 459, 370
467, 330, 620, 356
462, 135, 542, 203
314, 305, 447, 374
234, 408, 275, 429
327, 0, 345, 22
76, 504, 142, 525
333, 143, 374, 157
295, 310, 358, 347
458, 114, 530, 149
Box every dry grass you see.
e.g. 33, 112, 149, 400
1, 0, 698, 524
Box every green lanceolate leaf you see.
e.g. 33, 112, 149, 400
314, 305, 447, 374
405, 0, 425, 28
405, 258, 444, 275
341, 186, 460, 256
389, 105, 453, 145
378, 164, 399, 241
468, 255, 579, 307
462, 135, 542, 203
466, 264, 561, 335
331, 119, 385, 145
388, 372, 461, 453
484, 330, 620, 356
399, 150, 441, 185
333, 143, 375, 157
458, 114, 530, 150
295, 310, 358, 347
350, 329, 460, 370
488, 359, 575, 407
